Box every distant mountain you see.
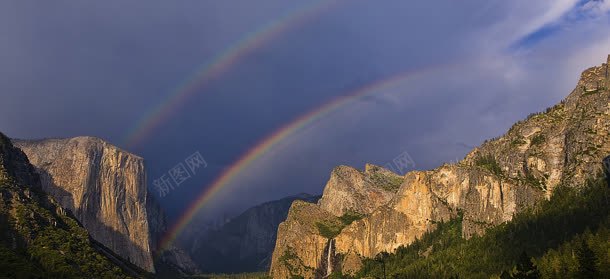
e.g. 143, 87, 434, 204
270, 55, 610, 278
189, 193, 320, 273
0, 132, 135, 277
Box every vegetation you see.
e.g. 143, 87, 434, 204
278, 247, 311, 279
511, 136, 527, 146
316, 211, 363, 239
530, 133, 546, 146
316, 221, 345, 239
0, 135, 131, 278
188, 272, 271, 279
339, 211, 364, 226
0, 189, 131, 278
369, 172, 404, 192
474, 154, 504, 177
582, 85, 607, 96
523, 171, 545, 190
350, 175, 610, 279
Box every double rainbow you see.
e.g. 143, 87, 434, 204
158, 62, 459, 251
124, 0, 341, 148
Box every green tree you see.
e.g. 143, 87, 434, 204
576, 239, 599, 279
511, 251, 540, 279
375, 251, 389, 279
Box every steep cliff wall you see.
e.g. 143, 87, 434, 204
270, 55, 610, 278
0, 132, 132, 278
14, 137, 155, 272
269, 200, 343, 279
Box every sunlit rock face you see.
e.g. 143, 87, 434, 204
269, 55, 610, 278
14, 137, 155, 272
317, 164, 403, 217
269, 200, 343, 279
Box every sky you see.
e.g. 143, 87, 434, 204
1, 0, 610, 232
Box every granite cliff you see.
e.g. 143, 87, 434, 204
0, 132, 133, 277
13, 137, 156, 272
270, 55, 610, 278
13, 136, 200, 275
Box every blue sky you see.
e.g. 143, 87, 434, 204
1, 0, 610, 226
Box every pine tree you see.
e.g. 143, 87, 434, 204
576, 239, 598, 279
511, 251, 540, 279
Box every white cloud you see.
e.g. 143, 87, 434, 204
472, 0, 578, 49
515, 0, 579, 41
581, 0, 610, 16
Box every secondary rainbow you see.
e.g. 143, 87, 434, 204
158, 63, 460, 251
124, 0, 340, 148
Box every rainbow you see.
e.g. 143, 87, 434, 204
124, 0, 341, 148
158, 62, 460, 252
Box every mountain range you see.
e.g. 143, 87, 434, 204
0, 55, 609, 278
268, 55, 610, 278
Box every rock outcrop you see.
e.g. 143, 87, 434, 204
318, 164, 403, 217
270, 200, 344, 279
269, 55, 610, 278
13, 137, 155, 272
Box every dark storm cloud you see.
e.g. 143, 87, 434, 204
1, 0, 610, 223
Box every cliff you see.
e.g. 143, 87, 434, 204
317, 164, 403, 217
0, 132, 132, 278
269, 55, 610, 278
13, 137, 155, 272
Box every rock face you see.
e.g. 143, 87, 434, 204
270, 200, 344, 279
269, 55, 610, 278
13, 137, 155, 272
318, 164, 403, 217
0, 132, 131, 278
190, 193, 320, 273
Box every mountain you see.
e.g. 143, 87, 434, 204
13, 136, 198, 276
13, 136, 156, 272
189, 193, 320, 273
0, 132, 135, 277
269, 55, 610, 278
355, 173, 610, 278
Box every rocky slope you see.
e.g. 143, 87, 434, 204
189, 193, 320, 273
0, 132, 133, 278
269, 55, 610, 278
